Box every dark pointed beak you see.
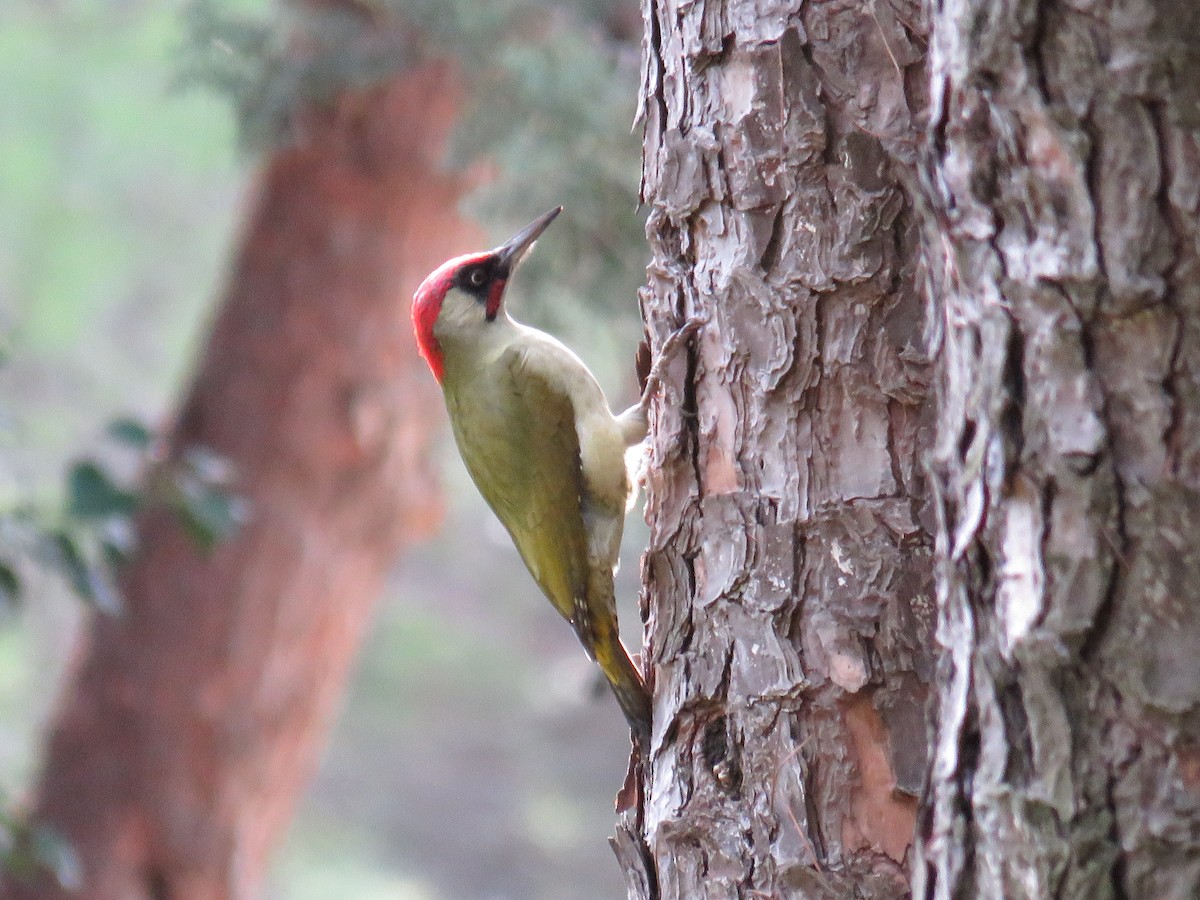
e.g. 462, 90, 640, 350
494, 206, 562, 273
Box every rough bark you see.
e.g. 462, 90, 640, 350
1, 58, 475, 900
913, 0, 1200, 896
617, 1, 935, 896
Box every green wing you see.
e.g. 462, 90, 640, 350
444, 340, 651, 741
445, 347, 589, 624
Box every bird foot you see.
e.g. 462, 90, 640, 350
640, 318, 704, 403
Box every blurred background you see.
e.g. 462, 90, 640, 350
0, 1, 651, 897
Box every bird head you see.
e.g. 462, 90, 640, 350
412, 206, 562, 382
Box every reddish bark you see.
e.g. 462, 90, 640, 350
616, 1, 934, 895
3, 59, 478, 900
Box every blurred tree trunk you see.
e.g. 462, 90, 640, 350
616, 0, 934, 896
2, 48, 478, 900
913, 1, 1200, 897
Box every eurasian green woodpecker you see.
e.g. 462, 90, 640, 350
412, 207, 653, 746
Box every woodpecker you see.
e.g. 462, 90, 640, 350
412, 207, 656, 746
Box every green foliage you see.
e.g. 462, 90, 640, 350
106, 418, 155, 450
177, 0, 647, 384
177, 1, 413, 149
0, 2, 262, 887
450, 22, 646, 375
0, 417, 247, 615
5, 429, 136, 613
66, 461, 139, 521
437, 1, 648, 350
166, 447, 248, 552
45, 528, 122, 616
0, 564, 17, 609
0, 808, 81, 892
176, 0, 276, 104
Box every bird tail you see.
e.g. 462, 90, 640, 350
576, 548, 653, 747
594, 632, 653, 748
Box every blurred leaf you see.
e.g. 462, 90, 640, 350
177, 0, 645, 378
176, 1, 275, 100
181, 445, 233, 484
47, 530, 122, 615
178, 1, 413, 151
100, 535, 132, 569
2, 821, 82, 891
29, 826, 82, 891
106, 417, 154, 449
172, 480, 247, 552
0, 562, 18, 608
66, 461, 139, 521
446, 15, 646, 384
48, 532, 88, 597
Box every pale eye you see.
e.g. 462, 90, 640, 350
469, 268, 486, 287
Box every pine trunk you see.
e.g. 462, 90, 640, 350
914, 0, 1200, 897
617, 0, 935, 895
2, 60, 475, 900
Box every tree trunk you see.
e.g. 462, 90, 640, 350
2, 57, 477, 900
617, 1, 934, 895
913, 0, 1200, 897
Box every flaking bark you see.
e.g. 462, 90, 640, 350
618, 1, 935, 896
913, 0, 1200, 896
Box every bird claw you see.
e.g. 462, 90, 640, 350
641, 317, 704, 401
